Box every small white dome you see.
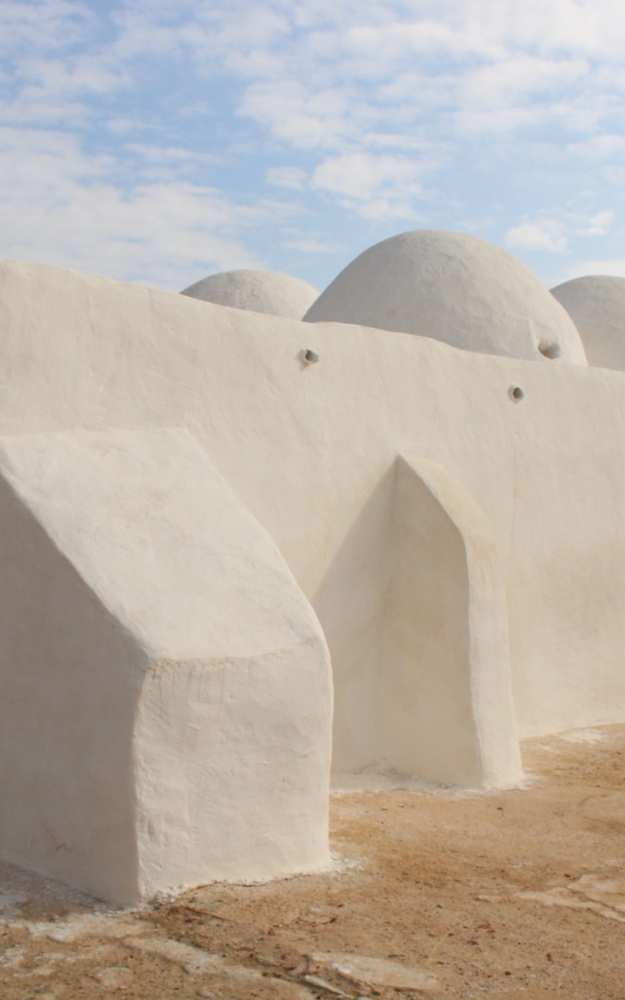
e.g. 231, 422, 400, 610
181, 269, 319, 321
550, 276, 625, 371
304, 230, 587, 365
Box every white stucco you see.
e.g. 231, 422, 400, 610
551, 275, 625, 371
304, 230, 587, 365
1, 247, 624, 901
0, 427, 332, 903
382, 456, 521, 788
181, 268, 319, 319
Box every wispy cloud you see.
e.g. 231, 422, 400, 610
282, 238, 344, 254
266, 166, 307, 190
0, 1, 95, 56
0, 126, 270, 288
1, 1, 625, 288
581, 210, 615, 235
312, 153, 423, 207
506, 205, 616, 255
507, 218, 569, 253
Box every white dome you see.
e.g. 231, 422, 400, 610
550, 276, 625, 371
304, 230, 587, 365
181, 269, 318, 320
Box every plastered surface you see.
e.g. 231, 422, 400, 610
0, 426, 332, 902
380, 456, 522, 788
0, 259, 624, 792
551, 275, 625, 371
181, 268, 319, 319
304, 230, 587, 364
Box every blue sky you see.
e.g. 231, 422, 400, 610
1, 0, 625, 293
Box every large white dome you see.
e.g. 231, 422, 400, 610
181, 269, 318, 320
304, 230, 587, 365
550, 276, 625, 371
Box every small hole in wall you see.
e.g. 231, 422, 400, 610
302, 348, 319, 365
538, 341, 561, 360
509, 385, 524, 402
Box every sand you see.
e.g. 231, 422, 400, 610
1, 725, 624, 999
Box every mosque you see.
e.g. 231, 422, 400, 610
0, 230, 623, 903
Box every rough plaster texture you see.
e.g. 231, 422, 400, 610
551, 275, 625, 371
323, 452, 522, 786
0, 427, 332, 903
0, 255, 624, 900
304, 230, 587, 365
181, 268, 319, 319
381, 456, 521, 788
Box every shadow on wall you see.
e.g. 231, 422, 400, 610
313, 466, 396, 774
314, 455, 523, 790
0, 428, 333, 904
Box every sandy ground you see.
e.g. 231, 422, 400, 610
1, 725, 624, 1000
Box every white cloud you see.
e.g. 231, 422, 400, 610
130, 0, 625, 225
506, 206, 616, 255
311, 152, 426, 219
0, 127, 277, 289
566, 134, 625, 160
580, 210, 615, 236
238, 82, 360, 151
282, 238, 344, 253
506, 218, 569, 253
313, 153, 422, 200
266, 166, 307, 189
0, 1, 94, 57
185, 0, 625, 145
2, 1, 625, 283
463, 54, 588, 105
123, 144, 220, 182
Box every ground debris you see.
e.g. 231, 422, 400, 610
314, 953, 439, 992
0, 725, 624, 999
